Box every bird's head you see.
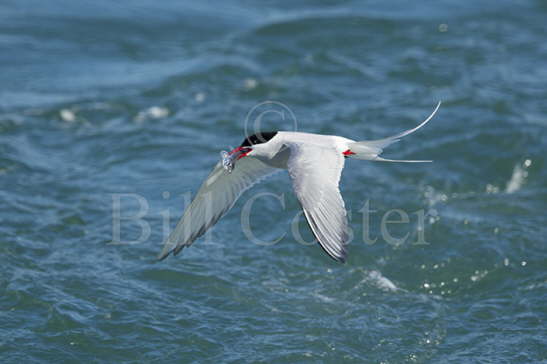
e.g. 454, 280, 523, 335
228, 131, 278, 160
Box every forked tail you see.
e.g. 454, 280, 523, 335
347, 101, 441, 162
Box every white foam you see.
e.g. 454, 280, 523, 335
505, 159, 531, 193
59, 108, 76, 122
135, 106, 169, 123
367, 270, 398, 292
194, 92, 206, 103
243, 78, 258, 90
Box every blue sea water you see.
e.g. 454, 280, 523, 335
1, 1, 546, 362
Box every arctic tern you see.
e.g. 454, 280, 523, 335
158, 102, 441, 263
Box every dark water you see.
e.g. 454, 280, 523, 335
1, 1, 546, 362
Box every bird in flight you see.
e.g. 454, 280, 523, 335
158, 102, 441, 263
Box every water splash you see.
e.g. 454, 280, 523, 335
59, 108, 76, 123
422, 185, 447, 224
366, 270, 398, 292
134, 106, 169, 123
505, 159, 532, 193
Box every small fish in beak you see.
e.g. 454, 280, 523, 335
220, 147, 252, 173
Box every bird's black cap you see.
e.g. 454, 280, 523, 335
240, 131, 278, 147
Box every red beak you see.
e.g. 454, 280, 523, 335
229, 146, 252, 160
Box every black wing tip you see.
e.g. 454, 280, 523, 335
319, 243, 347, 264
156, 251, 170, 262
324, 252, 347, 264
334, 251, 347, 264
157, 242, 187, 262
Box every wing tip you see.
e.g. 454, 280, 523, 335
157, 243, 186, 261
156, 250, 170, 262
339, 246, 348, 263
331, 251, 347, 264
322, 243, 348, 264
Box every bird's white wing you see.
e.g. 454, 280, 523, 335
158, 157, 279, 260
286, 143, 349, 262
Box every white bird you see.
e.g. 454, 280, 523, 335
158, 102, 441, 263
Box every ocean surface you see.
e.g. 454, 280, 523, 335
1, 1, 546, 362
